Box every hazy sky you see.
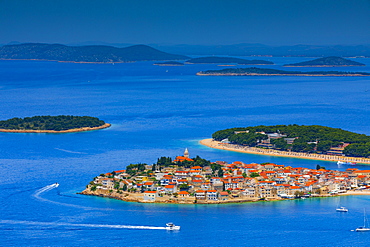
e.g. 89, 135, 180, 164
1, 0, 369, 46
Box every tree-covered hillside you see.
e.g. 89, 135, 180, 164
0, 43, 189, 63
0, 115, 106, 131
212, 125, 370, 157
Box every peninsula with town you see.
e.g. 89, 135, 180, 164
80, 148, 370, 204
0, 115, 110, 133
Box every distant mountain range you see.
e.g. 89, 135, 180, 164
284, 56, 365, 67
185, 56, 273, 65
0, 43, 189, 63
152, 44, 370, 57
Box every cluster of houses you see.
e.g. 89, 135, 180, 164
86, 150, 370, 203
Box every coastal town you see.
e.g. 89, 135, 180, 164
81, 149, 370, 204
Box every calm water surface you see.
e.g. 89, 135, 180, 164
1, 58, 370, 246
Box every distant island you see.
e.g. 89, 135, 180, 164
284, 56, 365, 67
0, 43, 189, 63
0, 115, 110, 133
80, 151, 370, 204
186, 56, 273, 65
153, 61, 184, 66
207, 125, 370, 160
197, 67, 370, 76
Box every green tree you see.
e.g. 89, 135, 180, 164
250, 172, 259, 178
317, 140, 332, 152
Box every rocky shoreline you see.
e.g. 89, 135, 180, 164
79, 187, 364, 205
80, 188, 270, 204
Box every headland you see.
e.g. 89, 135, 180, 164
80, 151, 370, 205
200, 138, 370, 164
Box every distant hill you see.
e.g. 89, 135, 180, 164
197, 67, 370, 76
185, 56, 273, 65
284, 56, 365, 67
0, 43, 189, 63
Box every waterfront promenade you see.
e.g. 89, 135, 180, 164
200, 138, 370, 165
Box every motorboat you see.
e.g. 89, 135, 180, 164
165, 222, 180, 231
337, 161, 356, 166
336, 206, 348, 212
54, 183, 59, 187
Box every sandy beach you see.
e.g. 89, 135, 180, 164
200, 138, 370, 165
0, 123, 111, 133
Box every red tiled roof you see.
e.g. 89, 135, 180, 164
174, 156, 194, 162
114, 170, 126, 173
354, 170, 370, 173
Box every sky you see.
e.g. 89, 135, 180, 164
0, 0, 369, 46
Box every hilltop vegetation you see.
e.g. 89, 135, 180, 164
284, 56, 365, 67
0, 43, 189, 63
212, 125, 370, 157
0, 115, 106, 131
186, 56, 273, 65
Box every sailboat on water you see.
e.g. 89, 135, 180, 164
355, 209, 370, 232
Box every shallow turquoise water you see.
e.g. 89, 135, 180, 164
1, 58, 370, 246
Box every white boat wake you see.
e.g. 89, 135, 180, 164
32, 184, 109, 210
54, 148, 87, 154
33, 183, 60, 201
0, 220, 168, 230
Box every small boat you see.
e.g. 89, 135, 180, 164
336, 206, 348, 212
54, 183, 59, 187
165, 222, 180, 231
337, 161, 356, 166
356, 210, 370, 232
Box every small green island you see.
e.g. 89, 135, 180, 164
186, 56, 273, 65
209, 125, 370, 159
0, 115, 110, 133
153, 61, 184, 66
196, 67, 370, 76
284, 56, 365, 67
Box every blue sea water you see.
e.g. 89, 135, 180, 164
1, 58, 370, 246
